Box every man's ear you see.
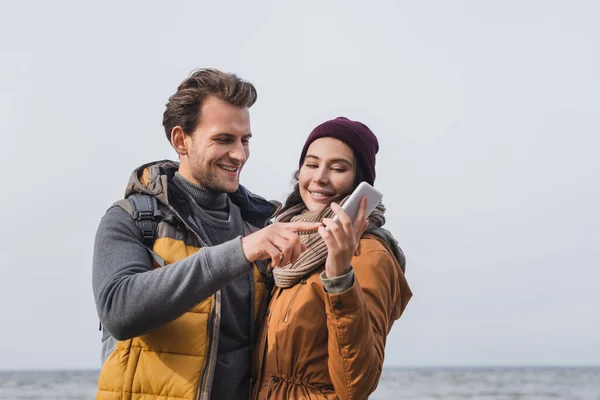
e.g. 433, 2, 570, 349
171, 126, 188, 156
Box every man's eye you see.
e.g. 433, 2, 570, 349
215, 138, 230, 144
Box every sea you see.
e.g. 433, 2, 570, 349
0, 367, 598, 399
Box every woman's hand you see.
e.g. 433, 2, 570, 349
319, 198, 369, 278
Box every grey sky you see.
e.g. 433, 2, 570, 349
0, 0, 598, 370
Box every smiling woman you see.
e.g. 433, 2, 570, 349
299, 137, 356, 211
252, 117, 412, 400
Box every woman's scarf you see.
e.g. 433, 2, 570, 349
272, 197, 386, 288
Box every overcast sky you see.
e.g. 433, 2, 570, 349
1, 0, 598, 370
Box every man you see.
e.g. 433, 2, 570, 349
92, 68, 319, 400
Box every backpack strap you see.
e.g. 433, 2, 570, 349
113, 194, 167, 268
99, 194, 168, 336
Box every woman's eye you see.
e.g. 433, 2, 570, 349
305, 164, 318, 169
332, 168, 347, 173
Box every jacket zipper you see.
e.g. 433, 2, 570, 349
251, 273, 277, 399
198, 293, 220, 400
248, 263, 257, 399
283, 278, 307, 323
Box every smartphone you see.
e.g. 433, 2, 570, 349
332, 181, 383, 223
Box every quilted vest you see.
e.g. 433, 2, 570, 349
96, 198, 269, 400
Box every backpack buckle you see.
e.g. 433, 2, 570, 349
134, 210, 159, 221
142, 228, 155, 243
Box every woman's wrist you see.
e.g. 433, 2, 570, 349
325, 262, 352, 278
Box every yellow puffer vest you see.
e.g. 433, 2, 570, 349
96, 228, 269, 400
96, 163, 271, 400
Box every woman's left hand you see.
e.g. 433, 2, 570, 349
319, 198, 369, 278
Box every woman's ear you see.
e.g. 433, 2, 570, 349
171, 126, 188, 156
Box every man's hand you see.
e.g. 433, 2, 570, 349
242, 222, 321, 268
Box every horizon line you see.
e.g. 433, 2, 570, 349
1, 364, 599, 373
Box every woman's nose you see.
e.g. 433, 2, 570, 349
313, 168, 329, 184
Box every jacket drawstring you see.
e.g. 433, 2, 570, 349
265, 375, 280, 399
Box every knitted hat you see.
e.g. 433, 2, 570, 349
299, 117, 379, 185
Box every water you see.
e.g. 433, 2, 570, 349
372, 367, 600, 400
0, 367, 598, 399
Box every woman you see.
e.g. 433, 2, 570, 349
252, 117, 412, 399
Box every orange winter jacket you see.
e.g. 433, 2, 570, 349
253, 234, 412, 400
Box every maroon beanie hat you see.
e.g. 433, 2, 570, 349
299, 117, 379, 185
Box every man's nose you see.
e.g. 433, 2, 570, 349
229, 142, 248, 163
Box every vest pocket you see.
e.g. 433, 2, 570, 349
283, 278, 307, 323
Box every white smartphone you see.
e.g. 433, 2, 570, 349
332, 181, 383, 223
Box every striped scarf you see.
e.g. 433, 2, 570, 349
272, 197, 386, 288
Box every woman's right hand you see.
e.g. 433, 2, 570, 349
319, 198, 369, 278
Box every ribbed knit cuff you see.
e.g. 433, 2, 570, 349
320, 267, 355, 294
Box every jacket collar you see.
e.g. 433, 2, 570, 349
125, 160, 280, 228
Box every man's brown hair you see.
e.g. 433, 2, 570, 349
162, 68, 257, 142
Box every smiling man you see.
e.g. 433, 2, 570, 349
92, 69, 319, 400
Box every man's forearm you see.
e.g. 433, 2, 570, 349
92, 206, 250, 340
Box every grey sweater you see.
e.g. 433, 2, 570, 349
92, 174, 254, 400
172, 173, 252, 400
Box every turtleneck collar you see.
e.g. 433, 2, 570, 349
174, 172, 228, 211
